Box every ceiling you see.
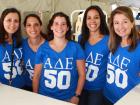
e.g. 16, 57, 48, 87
109, 0, 140, 8
89, 0, 140, 8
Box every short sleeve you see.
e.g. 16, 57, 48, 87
75, 43, 85, 60
35, 45, 43, 64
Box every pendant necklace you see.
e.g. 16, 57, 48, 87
92, 34, 99, 39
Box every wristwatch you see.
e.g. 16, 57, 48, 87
74, 93, 80, 98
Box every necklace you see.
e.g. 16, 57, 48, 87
50, 39, 68, 52
121, 39, 130, 47
92, 34, 99, 39
121, 42, 130, 47
28, 37, 44, 52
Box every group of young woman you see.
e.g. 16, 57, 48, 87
0, 4, 140, 105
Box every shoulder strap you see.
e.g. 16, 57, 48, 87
9, 37, 15, 85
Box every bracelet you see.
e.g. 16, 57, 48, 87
74, 93, 80, 98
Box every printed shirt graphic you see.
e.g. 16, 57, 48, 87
22, 38, 40, 87
84, 35, 109, 90
0, 42, 24, 88
35, 41, 85, 100
104, 43, 140, 103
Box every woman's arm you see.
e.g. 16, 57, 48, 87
32, 64, 42, 93
70, 60, 86, 104
75, 60, 86, 95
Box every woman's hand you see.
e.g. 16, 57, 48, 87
69, 96, 79, 104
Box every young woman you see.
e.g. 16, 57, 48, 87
22, 14, 46, 91
33, 12, 85, 104
104, 6, 140, 105
78, 5, 109, 105
0, 8, 24, 88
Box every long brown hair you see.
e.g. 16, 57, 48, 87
0, 8, 22, 48
47, 12, 72, 41
80, 5, 109, 49
109, 6, 138, 54
23, 14, 47, 39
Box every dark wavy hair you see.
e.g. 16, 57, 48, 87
23, 14, 47, 39
47, 12, 72, 41
109, 6, 138, 54
0, 8, 22, 48
80, 5, 109, 49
